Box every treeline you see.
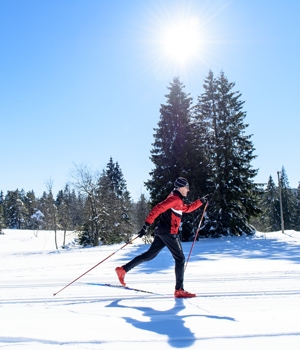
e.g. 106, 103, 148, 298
250, 167, 300, 232
1, 71, 299, 244
1, 164, 299, 243
0, 157, 150, 247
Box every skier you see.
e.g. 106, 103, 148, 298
115, 177, 207, 298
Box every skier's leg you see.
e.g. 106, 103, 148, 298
122, 234, 165, 272
158, 234, 185, 290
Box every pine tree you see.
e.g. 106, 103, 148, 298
3, 190, 27, 229
37, 192, 48, 229
145, 77, 200, 240
75, 159, 133, 246
145, 77, 194, 205
0, 191, 5, 233
98, 158, 133, 244
23, 190, 37, 229
134, 193, 151, 229
261, 176, 281, 232
194, 71, 261, 236
294, 183, 300, 231
56, 185, 73, 247
192, 70, 217, 194
279, 166, 296, 230
72, 190, 85, 229
133, 193, 152, 243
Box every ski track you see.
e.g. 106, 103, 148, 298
2, 280, 300, 306
2, 229, 300, 349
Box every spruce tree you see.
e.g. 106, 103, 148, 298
76, 159, 132, 246
71, 189, 85, 229
294, 183, 300, 231
194, 71, 261, 236
3, 190, 27, 229
133, 193, 152, 243
134, 193, 151, 230
145, 77, 201, 241
37, 192, 49, 229
261, 176, 281, 232
23, 190, 37, 229
279, 166, 296, 230
98, 158, 133, 244
145, 77, 194, 205
192, 70, 217, 193
56, 185, 73, 247
0, 191, 4, 233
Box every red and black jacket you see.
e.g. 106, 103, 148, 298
145, 190, 202, 234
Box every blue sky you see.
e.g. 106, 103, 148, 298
1, 0, 299, 200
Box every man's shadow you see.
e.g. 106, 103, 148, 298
106, 298, 235, 348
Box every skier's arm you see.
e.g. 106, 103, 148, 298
181, 199, 202, 213
145, 195, 179, 225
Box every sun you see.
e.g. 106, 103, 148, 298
161, 17, 202, 64
139, 4, 214, 80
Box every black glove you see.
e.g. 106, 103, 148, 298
138, 223, 150, 238
200, 194, 210, 204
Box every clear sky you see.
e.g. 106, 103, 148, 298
1, 0, 299, 201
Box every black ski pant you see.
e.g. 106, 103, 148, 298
123, 232, 185, 290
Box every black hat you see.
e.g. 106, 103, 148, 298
174, 177, 189, 189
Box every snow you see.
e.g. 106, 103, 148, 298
1, 229, 300, 349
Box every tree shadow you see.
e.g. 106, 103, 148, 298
106, 298, 236, 348
114, 234, 300, 275
196, 235, 300, 264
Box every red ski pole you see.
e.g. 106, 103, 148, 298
185, 184, 219, 271
185, 201, 209, 271
53, 234, 140, 296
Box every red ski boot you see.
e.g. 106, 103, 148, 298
115, 266, 126, 286
174, 289, 196, 298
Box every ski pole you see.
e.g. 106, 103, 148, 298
185, 184, 219, 271
185, 201, 209, 271
53, 234, 140, 296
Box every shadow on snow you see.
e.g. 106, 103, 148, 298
114, 235, 300, 275
106, 298, 236, 348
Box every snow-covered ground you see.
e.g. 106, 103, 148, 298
1, 228, 300, 349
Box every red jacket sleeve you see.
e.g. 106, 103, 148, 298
181, 199, 202, 213
145, 194, 202, 225
145, 195, 179, 225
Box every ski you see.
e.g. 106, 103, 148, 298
86, 283, 199, 299
86, 282, 161, 295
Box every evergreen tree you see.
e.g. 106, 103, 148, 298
145, 77, 194, 205
37, 192, 48, 229
192, 70, 218, 194
133, 193, 152, 243
98, 158, 133, 244
134, 193, 151, 229
279, 166, 296, 230
3, 190, 27, 229
0, 191, 5, 233
75, 159, 132, 246
145, 77, 200, 240
294, 183, 300, 231
56, 185, 73, 247
37, 186, 58, 248
69, 189, 85, 229
23, 190, 37, 229
47, 188, 59, 249
261, 176, 281, 232
194, 71, 261, 236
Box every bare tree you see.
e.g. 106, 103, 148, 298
71, 164, 102, 246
